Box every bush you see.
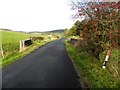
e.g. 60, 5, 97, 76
66, 42, 119, 88
70, 38, 104, 60
69, 1, 119, 60
30, 36, 44, 41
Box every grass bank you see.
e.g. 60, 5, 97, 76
0, 41, 50, 68
65, 41, 119, 88
0, 30, 58, 68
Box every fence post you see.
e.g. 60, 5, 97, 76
22, 40, 25, 49
19, 40, 22, 52
0, 46, 4, 58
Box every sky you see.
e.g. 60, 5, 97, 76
0, 0, 77, 32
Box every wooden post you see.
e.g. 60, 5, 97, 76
22, 40, 25, 49
19, 40, 22, 52
0, 46, 4, 58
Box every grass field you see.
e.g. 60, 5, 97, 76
2, 30, 31, 57
65, 41, 119, 88
0, 30, 58, 68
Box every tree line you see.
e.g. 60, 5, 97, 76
65, 1, 119, 59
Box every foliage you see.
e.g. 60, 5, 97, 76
30, 36, 44, 41
65, 1, 119, 88
69, 1, 120, 59
66, 42, 119, 88
64, 20, 83, 37
74, 20, 83, 35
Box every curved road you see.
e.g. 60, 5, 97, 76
2, 38, 82, 88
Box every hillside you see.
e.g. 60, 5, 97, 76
28, 29, 64, 34
47, 29, 64, 33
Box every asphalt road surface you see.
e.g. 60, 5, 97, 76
2, 38, 82, 88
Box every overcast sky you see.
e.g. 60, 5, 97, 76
0, 0, 77, 32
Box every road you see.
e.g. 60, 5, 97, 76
2, 38, 82, 88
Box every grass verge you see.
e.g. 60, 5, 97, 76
0, 40, 55, 68
65, 41, 119, 88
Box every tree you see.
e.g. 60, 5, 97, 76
74, 20, 83, 35
70, 0, 120, 59
69, 25, 77, 36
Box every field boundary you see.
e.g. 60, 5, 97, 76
1, 39, 59, 68
19, 39, 58, 59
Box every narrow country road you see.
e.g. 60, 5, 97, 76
2, 38, 82, 88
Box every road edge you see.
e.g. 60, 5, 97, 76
64, 40, 85, 89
